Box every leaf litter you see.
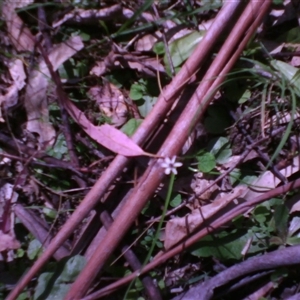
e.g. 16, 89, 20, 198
2, 1, 300, 299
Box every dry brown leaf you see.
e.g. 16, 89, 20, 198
89, 124, 147, 157
25, 36, 84, 146
135, 34, 160, 52
88, 83, 128, 127
2, 1, 35, 52
65, 100, 148, 157
0, 231, 20, 252
0, 58, 26, 122
0, 183, 20, 252
52, 5, 122, 28
90, 51, 164, 77
164, 186, 246, 250
243, 156, 300, 201
290, 193, 300, 213
188, 173, 218, 209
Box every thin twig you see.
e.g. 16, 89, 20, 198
230, 110, 288, 183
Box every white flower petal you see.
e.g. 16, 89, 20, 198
170, 156, 176, 163
160, 162, 169, 168
174, 162, 183, 168
161, 156, 182, 175
171, 168, 178, 175
165, 157, 172, 164
165, 168, 171, 175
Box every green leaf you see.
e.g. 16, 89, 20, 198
276, 27, 300, 43
190, 230, 249, 260
229, 168, 241, 185
130, 83, 145, 100
43, 207, 57, 219
238, 89, 251, 104
136, 95, 158, 117
207, 137, 232, 164
16, 248, 25, 258
271, 60, 300, 95
286, 235, 300, 246
270, 267, 289, 284
34, 272, 55, 300
46, 133, 68, 160
253, 206, 269, 225
273, 203, 289, 237
34, 255, 86, 300
16, 292, 28, 300
166, 31, 205, 69
121, 119, 143, 136
59, 255, 86, 282
153, 41, 165, 55
27, 239, 42, 260
196, 152, 216, 173
170, 194, 182, 208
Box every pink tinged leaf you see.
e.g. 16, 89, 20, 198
65, 100, 148, 156
89, 124, 146, 157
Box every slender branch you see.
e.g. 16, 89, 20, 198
82, 177, 300, 300
173, 245, 300, 300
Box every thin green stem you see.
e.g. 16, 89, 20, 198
123, 173, 176, 299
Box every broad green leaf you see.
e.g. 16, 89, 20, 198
130, 83, 146, 100
207, 137, 232, 164
136, 96, 157, 118
286, 236, 300, 246
229, 168, 241, 185
16, 292, 28, 300
34, 255, 86, 300
59, 255, 86, 282
271, 60, 300, 95
238, 89, 251, 104
276, 27, 300, 43
197, 152, 216, 173
46, 133, 68, 160
190, 230, 249, 260
121, 119, 143, 136
27, 239, 42, 260
153, 41, 165, 55
170, 194, 182, 208
34, 272, 55, 300
165, 31, 205, 69
16, 248, 25, 258
253, 206, 270, 225
270, 268, 289, 283
34, 272, 70, 300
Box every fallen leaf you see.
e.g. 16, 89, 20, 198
52, 5, 122, 28
2, 1, 35, 52
25, 36, 84, 147
243, 156, 300, 201
0, 183, 20, 252
91, 124, 147, 157
88, 83, 128, 127
164, 186, 245, 250
65, 100, 149, 157
0, 231, 20, 252
0, 58, 27, 122
290, 194, 300, 214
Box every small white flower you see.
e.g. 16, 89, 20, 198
160, 156, 183, 175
